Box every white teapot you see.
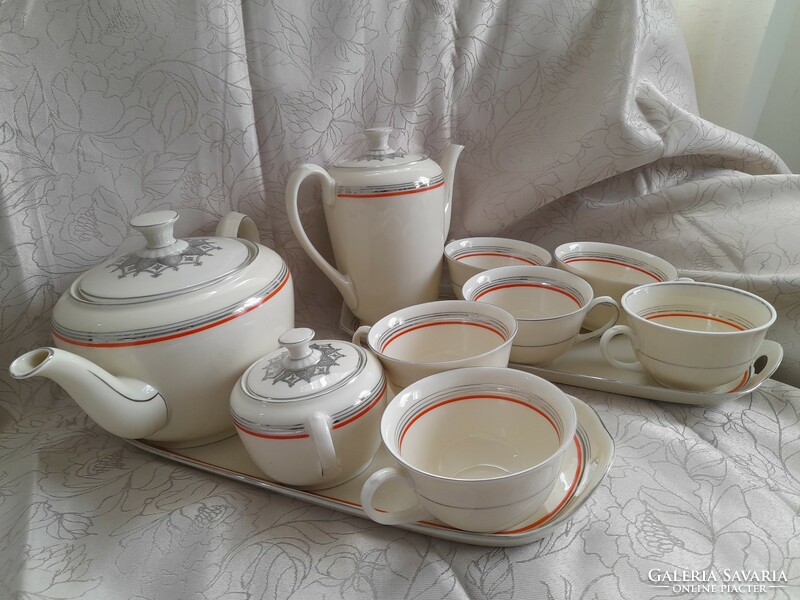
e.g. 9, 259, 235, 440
9, 211, 294, 447
286, 127, 463, 325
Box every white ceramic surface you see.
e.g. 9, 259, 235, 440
463, 266, 619, 365
230, 328, 386, 489
445, 237, 552, 299
286, 127, 464, 325
600, 281, 777, 391
554, 241, 688, 330
512, 336, 783, 405
352, 300, 517, 388
126, 393, 613, 547
360, 367, 577, 533
9, 211, 294, 446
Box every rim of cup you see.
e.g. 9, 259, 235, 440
381, 367, 577, 482
621, 281, 777, 334
362, 300, 518, 366
445, 237, 552, 267
462, 265, 596, 322
554, 241, 679, 281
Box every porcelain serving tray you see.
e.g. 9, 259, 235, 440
511, 337, 782, 406
127, 395, 613, 547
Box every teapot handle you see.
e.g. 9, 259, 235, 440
215, 211, 261, 243
285, 164, 358, 310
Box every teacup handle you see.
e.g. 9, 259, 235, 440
306, 411, 341, 478
215, 211, 260, 243
575, 296, 620, 343
361, 467, 433, 525
352, 325, 372, 348
599, 325, 643, 370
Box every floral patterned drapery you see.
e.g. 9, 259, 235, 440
1, 0, 798, 598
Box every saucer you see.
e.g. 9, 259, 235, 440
512, 337, 783, 405
126, 395, 613, 547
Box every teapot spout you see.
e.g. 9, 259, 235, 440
9, 348, 168, 439
440, 143, 464, 238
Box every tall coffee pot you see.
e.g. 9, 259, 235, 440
286, 127, 463, 325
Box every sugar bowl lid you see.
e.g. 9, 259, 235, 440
230, 328, 385, 431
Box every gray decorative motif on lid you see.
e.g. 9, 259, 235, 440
262, 343, 345, 387
354, 150, 406, 162
108, 239, 223, 279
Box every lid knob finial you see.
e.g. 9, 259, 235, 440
130, 210, 180, 249
363, 127, 394, 154
130, 210, 189, 258
279, 328, 321, 370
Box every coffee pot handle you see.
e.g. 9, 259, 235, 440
285, 164, 358, 310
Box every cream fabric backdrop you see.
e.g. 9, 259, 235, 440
674, 0, 800, 170
1, 1, 800, 598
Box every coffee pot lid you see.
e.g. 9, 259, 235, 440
74, 210, 254, 303
333, 127, 426, 169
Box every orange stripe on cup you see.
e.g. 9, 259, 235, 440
565, 257, 661, 281
380, 321, 506, 353
398, 394, 559, 451
474, 282, 582, 307
645, 312, 745, 331
456, 252, 539, 265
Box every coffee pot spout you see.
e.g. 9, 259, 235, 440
440, 143, 464, 237
9, 348, 168, 439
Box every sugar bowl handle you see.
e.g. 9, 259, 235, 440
306, 411, 341, 479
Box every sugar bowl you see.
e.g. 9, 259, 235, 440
230, 328, 387, 489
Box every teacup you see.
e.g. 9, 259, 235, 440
360, 367, 577, 532
554, 241, 689, 329
600, 281, 777, 391
352, 300, 517, 389
445, 237, 552, 300
462, 266, 619, 365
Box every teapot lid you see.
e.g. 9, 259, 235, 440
74, 210, 255, 303
333, 127, 426, 169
